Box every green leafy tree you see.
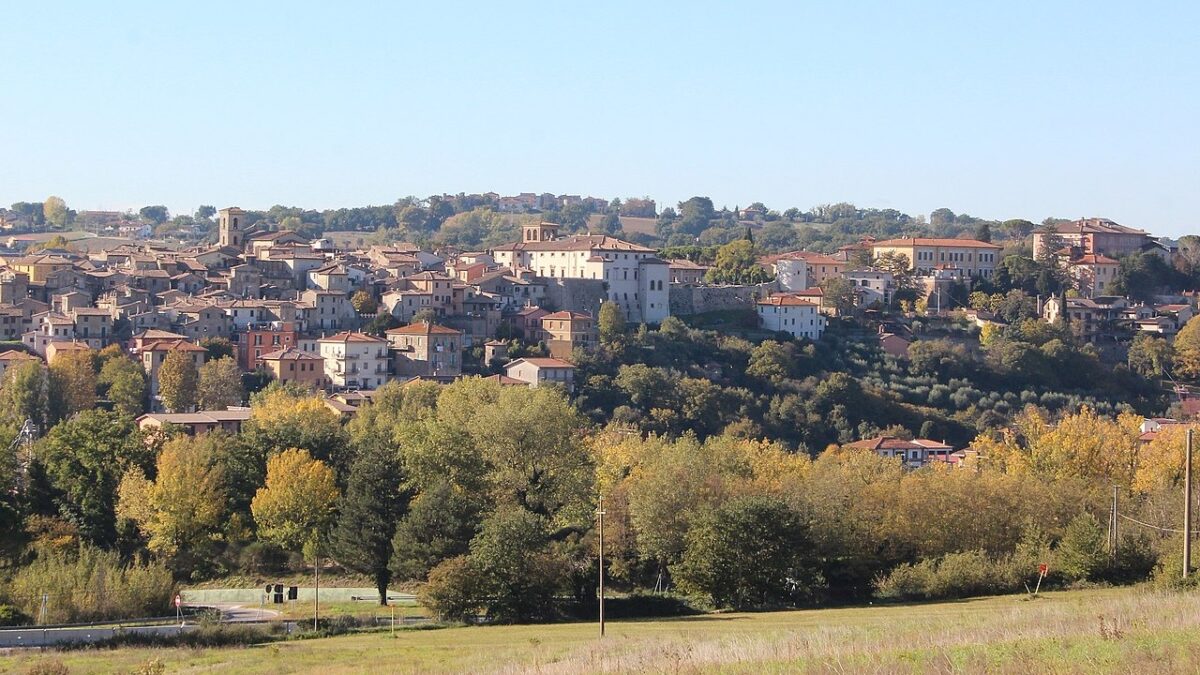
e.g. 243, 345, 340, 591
463, 507, 564, 622
48, 350, 97, 420
158, 350, 198, 412
819, 276, 857, 315
199, 337, 235, 361
138, 205, 170, 225
197, 356, 244, 410
1127, 333, 1174, 378
332, 443, 406, 604
1, 360, 50, 430
98, 353, 146, 417
39, 410, 151, 547
598, 301, 626, 346
390, 480, 481, 582
705, 239, 771, 284
674, 496, 822, 608
1056, 512, 1108, 582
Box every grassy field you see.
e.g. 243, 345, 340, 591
6, 586, 1200, 674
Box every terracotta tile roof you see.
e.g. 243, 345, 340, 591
757, 293, 820, 307
385, 322, 463, 336
515, 235, 655, 253
0, 350, 39, 361
259, 347, 322, 361
1070, 254, 1120, 265
541, 311, 592, 321
144, 339, 207, 352
509, 357, 575, 369
872, 237, 1001, 249
1048, 218, 1147, 236
318, 331, 386, 344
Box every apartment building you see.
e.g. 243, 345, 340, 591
318, 331, 389, 390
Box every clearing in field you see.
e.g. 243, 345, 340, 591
6, 586, 1200, 674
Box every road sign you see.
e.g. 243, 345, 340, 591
174, 594, 182, 608
1038, 563, 1048, 575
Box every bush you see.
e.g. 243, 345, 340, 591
0, 604, 31, 626
874, 550, 1035, 601
419, 556, 482, 622
237, 541, 294, 575
1056, 513, 1108, 582
9, 546, 176, 623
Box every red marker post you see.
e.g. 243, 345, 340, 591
1034, 563, 1048, 595
175, 594, 183, 628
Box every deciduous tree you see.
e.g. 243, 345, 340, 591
250, 448, 339, 552
158, 350, 198, 412
197, 356, 244, 410
117, 435, 225, 570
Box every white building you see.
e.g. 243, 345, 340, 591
318, 331, 389, 390
490, 223, 670, 324
845, 269, 895, 307
756, 293, 826, 340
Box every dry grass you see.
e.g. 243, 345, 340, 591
6, 587, 1200, 674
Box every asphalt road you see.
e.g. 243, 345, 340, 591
0, 623, 192, 648
0, 603, 281, 648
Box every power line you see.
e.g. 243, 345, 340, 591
1117, 512, 1200, 535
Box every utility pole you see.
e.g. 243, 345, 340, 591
597, 494, 606, 638
1111, 485, 1119, 561
314, 541, 321, 631
1185, 429, 1193, 581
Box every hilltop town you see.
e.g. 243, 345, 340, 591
0, 196, 1194, 457
2, 192, 1200, 643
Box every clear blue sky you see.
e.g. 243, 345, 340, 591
2, 2, 1197, 235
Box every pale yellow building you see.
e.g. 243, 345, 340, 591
869, 238, 1001, 279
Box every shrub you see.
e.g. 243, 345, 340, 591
236, 541, 293, 575
9, 546, 175, 623
874, 550, 1037, 601
0, 604, 31, 626
419, 555, 482, 622
1056, 513, 1108, 582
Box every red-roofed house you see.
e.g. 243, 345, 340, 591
846, 436, 956, 469
385, 322, 463, 379
318, 331, 389, 390
540, 311, 596, 358
756, 294, 826, 340
504, 357, 576, 391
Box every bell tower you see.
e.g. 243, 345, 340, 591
218, 207, 245, 249
522, 221, 560, 243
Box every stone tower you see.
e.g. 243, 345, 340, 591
522, 221, 560, 243
218, 207, 245, 249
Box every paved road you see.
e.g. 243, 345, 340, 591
0, 623, 193, 648
193, 602, 281, 623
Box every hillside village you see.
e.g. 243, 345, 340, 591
0, 201, 1194, 472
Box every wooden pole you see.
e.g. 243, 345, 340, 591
314, 548, 321, 631
598, 494, 606, 638
1112, 485, 1119, 561
1185, 429, 1193, 581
